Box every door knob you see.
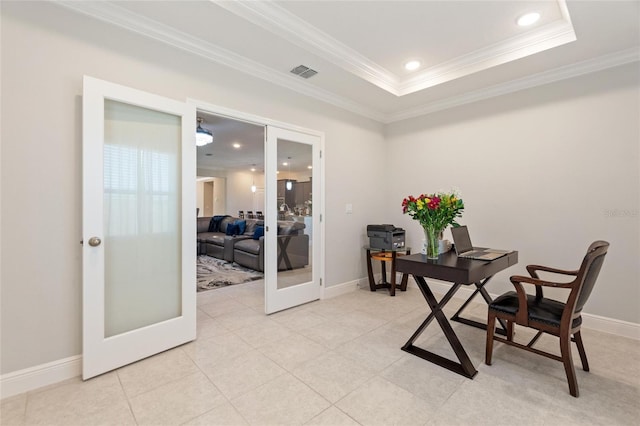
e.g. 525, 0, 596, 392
88, 237, 102, 247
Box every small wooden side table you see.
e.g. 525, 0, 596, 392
365, 246, 411, 296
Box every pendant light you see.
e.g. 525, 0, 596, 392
251, 165, 257, 193
196, 117, 213, 146
286, 157, 293, 190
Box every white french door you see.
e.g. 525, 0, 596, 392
265, 126, 322, 314
82, 76, 196, 379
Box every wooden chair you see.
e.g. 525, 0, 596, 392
485, 241, 609, 397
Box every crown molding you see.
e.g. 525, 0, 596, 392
53, 1, 637, 125
216, 0, 576, 97
54, 0, 386, 123
386, 48, 640, 123
213, 0, 400, 94
397, 20, 576, 95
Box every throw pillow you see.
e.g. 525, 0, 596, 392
208, 215, 229, 232
234, 219, 247, 235
253, 225, 264, 240
225, 223, 239, 236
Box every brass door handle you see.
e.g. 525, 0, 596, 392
88, 237, 102, 247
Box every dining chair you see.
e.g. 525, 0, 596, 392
485, 240, 609, 397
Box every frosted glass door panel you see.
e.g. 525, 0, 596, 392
104, 100, 181, 337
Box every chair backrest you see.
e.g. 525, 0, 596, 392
571, 241, 609, 314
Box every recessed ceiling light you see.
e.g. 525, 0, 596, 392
282, 162, 288, 166
404, 60, 421, 71
517, 12, 540, 27
232, 143, 241, 149
250, 167, 256, 172
307, 165, 312, 169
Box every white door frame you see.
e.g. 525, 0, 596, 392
187, 99, 326, 307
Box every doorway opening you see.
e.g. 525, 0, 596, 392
195, 112, 266, 296
192, 102, 324, 315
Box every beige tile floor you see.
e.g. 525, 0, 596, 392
2, 281, 640, 426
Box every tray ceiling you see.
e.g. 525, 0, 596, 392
57, 0, 639, 123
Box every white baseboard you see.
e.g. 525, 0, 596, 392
1, 355, 82, 400
3, 277, 638, 401
581, 313, 640, 340
323, 278, 360, 299
1, 279, 359, 400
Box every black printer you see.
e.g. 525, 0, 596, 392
367, 224, 406, 250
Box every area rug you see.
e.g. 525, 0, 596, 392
197, 255, 263, 292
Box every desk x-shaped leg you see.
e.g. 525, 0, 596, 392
450, 277, 508, 336
277, 237, 292, 270
402, 276, 478, 378
402, 275, 509, 378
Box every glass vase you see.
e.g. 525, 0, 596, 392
423, 226, 441, 259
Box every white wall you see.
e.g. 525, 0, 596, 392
196, 172, 229, 217
196, 179, 222, 217
225, 170, 264, 217
212, 177, 227, 216
385, 64, 640, 324
0, 2, 385, 375
2, 1, 637, 381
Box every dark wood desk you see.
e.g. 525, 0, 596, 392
396, 250, 518, 378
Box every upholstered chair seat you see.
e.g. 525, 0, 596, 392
489, 291, 583, 329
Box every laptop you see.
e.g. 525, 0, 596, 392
451, 226, 511, 261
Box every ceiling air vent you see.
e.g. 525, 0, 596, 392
290, 65, 318, 79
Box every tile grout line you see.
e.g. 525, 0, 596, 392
115, 369, 141, 425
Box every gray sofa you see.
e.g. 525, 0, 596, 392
197, 216, 309, 272
233, 221, 309, 272
196, 216, 260, 261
